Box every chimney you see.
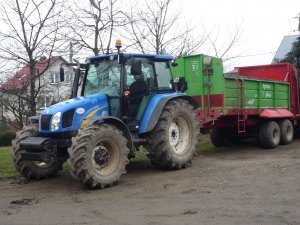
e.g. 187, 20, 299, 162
39, 56, 47, 61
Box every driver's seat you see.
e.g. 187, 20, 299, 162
127, 60, 148, 118
129, 74, 148, 103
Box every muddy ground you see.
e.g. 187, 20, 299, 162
0, 139, 300, 225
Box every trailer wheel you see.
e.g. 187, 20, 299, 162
68, 124, 129, 189
11, 125, 64, 179
210, 128, 230, 147
146, 99, 199, 169
278, 119, 293, 145
258, 121, 280, 149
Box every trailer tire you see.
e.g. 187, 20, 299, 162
11, 125, 63, 179
68, 124, 129, 189
146, 99, 199, 169
278, 119, 293, 145
258, 121, 280, 149
210, 128, 230, 147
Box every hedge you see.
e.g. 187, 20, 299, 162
0, 131, 16, 146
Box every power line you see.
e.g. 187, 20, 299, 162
224, 52, 275, 61
237, 52, 276, 58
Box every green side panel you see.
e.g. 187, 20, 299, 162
224, 77, 290, 110
171, 54, 290, 113
171, 55, 204, 96
171, 54, 225, 110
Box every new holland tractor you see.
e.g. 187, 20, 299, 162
12, 40, 199, 189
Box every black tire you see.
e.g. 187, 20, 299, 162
11, 125, 64, 179
210, 128, 230, 147
230, 136, 244, 145
68, 124, 129, 189
258, 121, 280, 149
278, 119, 293, 145
146, 99, 199, 169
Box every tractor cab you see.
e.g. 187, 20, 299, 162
82, 53, 174, 130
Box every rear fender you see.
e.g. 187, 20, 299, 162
139, 93, 198, 134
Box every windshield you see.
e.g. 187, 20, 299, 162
83, 59, 120, 96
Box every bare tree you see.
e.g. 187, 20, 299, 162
123, 0, 205, 56
0, 0, 64, 121
203, 23, 244, 62
66, 0, 125, 56
0, 87, 28, 129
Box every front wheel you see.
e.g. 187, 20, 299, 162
68, 124, 129, 189
11, 125, 63, 179
146, 99, 199, 169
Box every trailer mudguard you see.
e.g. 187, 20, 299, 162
259, 109, 293, 118
138, 93, 198, 134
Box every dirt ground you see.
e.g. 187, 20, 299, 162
0, 139, 300, 225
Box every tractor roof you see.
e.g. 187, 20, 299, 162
88, 53, 173, 61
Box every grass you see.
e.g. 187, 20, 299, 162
197, 143, 214, 153
197, 133, 214, 153
0, 146, 18, 179
0, 136, 214, 179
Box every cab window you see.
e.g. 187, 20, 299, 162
154, 62, 173, 90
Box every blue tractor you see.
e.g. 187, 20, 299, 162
12, 41, 199, 189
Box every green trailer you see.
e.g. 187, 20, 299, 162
171, 54, 299, 149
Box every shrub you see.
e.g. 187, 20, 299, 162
0, 130, 16, 146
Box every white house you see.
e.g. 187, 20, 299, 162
0, 56, 74, 128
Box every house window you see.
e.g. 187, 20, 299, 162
65, 73, 71, 84
38, 96, 51, 109
50, 72, 60, 84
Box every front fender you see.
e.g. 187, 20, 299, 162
93, 116, 134, 153
138, 93, 198, 134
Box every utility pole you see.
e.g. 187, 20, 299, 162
69, 42, 74, 63
298, 13, 300, 34
290, 13, 300, 34
69, 42, 74, 94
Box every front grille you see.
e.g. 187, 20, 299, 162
62, 109, 75, 128
41, 114, 52, 130
20, 137, 50, 151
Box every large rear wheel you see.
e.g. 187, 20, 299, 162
146, 99, 199, 169
278, 119, 293, 145
68, 124, 129, 189
11, 125, 63, 179
258, 121, 280, 149
210, 128, 230, 147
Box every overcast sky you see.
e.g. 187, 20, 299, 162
181, 0, 300, 69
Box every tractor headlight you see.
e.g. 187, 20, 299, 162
51, 112, 61, 131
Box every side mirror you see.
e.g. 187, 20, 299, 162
131, 60, 142, 75
174, 76, 188, 92
171, 62, 178, 67
60, 67, 65, 82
